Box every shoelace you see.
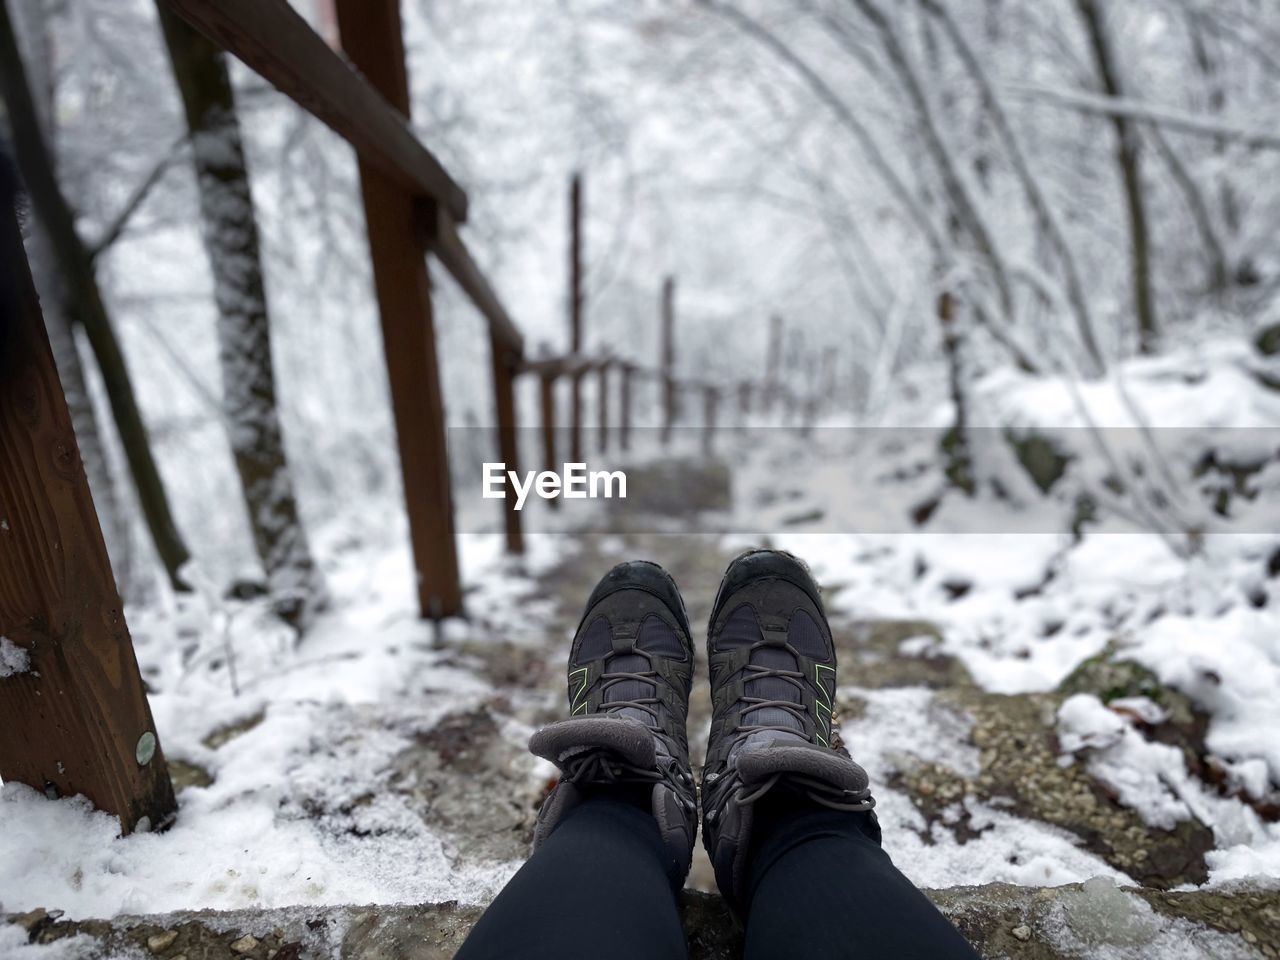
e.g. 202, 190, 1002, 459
598, 663, 663, 725
737, 771, 875, 812
562, 748, 664, 788
702, 645, 876, 822
561, 745, 697, 812
733, 653, 808, 737
703, 765, 875, 824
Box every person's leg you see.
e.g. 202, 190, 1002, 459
456, 794, 687, 960
697, 550, 977, 959
741, 797, 979, 960
461, 560, 699, 960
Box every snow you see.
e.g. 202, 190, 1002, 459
0, 527, 565, 921
1127, 609, 1280, 786
1040, 876, 1258, 960
4, 0, 1273, 947
0, 925, 113, 960
1057, 694, 1126, 754
0, 638, 31, 679
740, 338, 1280, 886
841, 687, 1130, 889
3, 335, 1278, 923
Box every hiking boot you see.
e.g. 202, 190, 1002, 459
701, 549, 876, 911
529, 560, 698, 886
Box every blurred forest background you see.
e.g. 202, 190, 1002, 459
3, 0, 1280, 611
5, 1, 1280, 938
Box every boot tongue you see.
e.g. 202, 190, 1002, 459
714, 605, 808, 760
603, 613, 684, 729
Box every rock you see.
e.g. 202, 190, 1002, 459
340, 904, 481, 959
388, 706, 544, 864
146, 929, 179, 952
202, 710, 265, 750
12, 908, 50, 932
167, 758, 214, 792
1063, 876, 1156, 946
1011, 924, 1032, 941
1005, 429, 1072, 494
230, 933, 260, 954
8, 885, 1277, 959
835, 619, 973, 690
891, 688, 1214, 887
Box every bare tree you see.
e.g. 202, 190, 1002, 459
919, 0, 1105, 375
155, 4, 326, 628
1075, 0, 1158, 352
9, 0, 141, 593
0, 0, 192, 591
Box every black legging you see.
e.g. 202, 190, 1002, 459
456, 795, 980, 960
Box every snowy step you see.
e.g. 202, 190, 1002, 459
8, 879, 1276, 959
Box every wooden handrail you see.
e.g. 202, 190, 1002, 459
517, 353, 603, 378
161, 0, 468, 223
420, 202, 523, 354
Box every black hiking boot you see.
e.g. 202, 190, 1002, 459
701, 549, 876, 912
529, 561, 698, 886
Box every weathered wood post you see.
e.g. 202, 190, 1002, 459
540, 371, 559, 510
703, 385, 718, 456
0, 192, 177, 836
490, 330, 523, 554
661, 276, 676, 446
597, 360, 609, 453
334, 0, 461, 617
820, 349, 836, 409
765, 314, 783, 414
801, 353, 819, 437
619, 363, 633, 452
568, 173, 584, 464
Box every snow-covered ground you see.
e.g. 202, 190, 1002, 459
0, 531, 562, 919
2, 338, 1279, 923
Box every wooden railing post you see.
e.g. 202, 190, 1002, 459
335, 0, 460, 618
540, 372, 559, 510
703, 385, 718, 455
619, 364, 633, 452
661, 276, 676, 446
764, 314, 783, 413
820, 350, 836, 412
568, 173, 584, 464
0, 195, 176, 835
597, 360, 609, 453
490, 331, 523, 554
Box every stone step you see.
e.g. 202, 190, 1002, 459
8, 879, 1275, 959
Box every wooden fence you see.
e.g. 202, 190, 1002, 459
0, 0, 807, 833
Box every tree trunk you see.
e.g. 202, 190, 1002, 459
1187, 12, 1240, 237
1076, 0, 1158, 353
155, 5, 325, 628
10, 0, 139, 596
0, 0, 192, 591
938, 292, 974, 496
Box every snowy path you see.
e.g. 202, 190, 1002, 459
4, 443, 1280, 957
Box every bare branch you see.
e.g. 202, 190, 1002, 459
697, 0, 944, 254
88, 132, 189, 262
920, 0, 1105, 375
849, 0, 1015, 321
1007, 84, 1280, 150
